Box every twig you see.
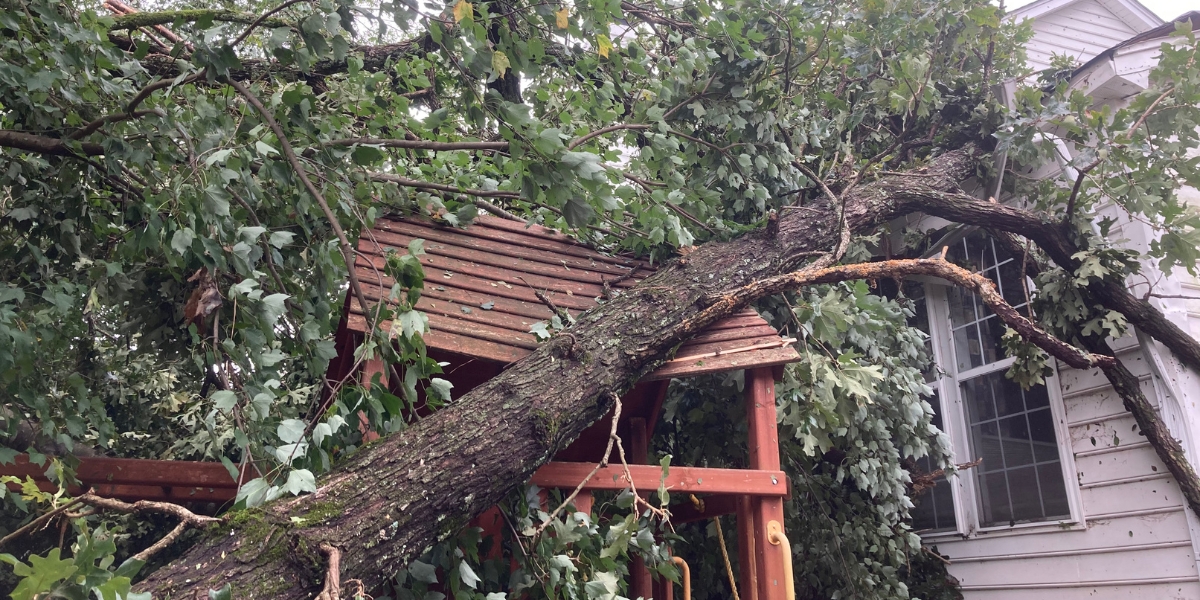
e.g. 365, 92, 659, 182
314, 543, 342, 600
126, 70, 207, 115
233, 0, 309, 47
517, 276, 572, 323
472, 199, 523, 222
133, 522, 188, 562
0, 497, 85, 550
226, 78, 374, 333
567, 124, 651, 151
691, 257, 1115, 371
70, 109, 164, 140
322, 138, 510, 152
601, 265, 641, 300
369, 173, 520, 199
535, 393, 622, 535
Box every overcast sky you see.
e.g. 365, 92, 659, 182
1006, 0, 1197, 20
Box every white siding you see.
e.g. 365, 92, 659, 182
926, 340, 1200, 597
1022, 0, 1141, 71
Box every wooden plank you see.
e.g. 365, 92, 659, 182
363, 225, 643, 281
746, 368, 788, 600
670, 494, 739, 523
2, 455, 239, 489
738, 495, 760, 600
355, 251, 609, 299
9, 480, 237, 503
530, 463, 789, 497
346, 313, 532, 364
645, 347, 800, 381
683, 324, 781, 345
674, 334, 786, 358
353, 260, 598, 311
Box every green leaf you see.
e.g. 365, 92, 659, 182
277, 419, 307, 444
408, 560, 438, 584
203, 185, 231, 217
283, 469, 317, 495
563, 197, 595, 227
428, 378, 453, 402
208, 584, 233, 600
170, 228, 195, 255
268, 231, 295, 248
255, 141, 279, 157
492, 51, 510, 74
261, 293, 290, 326
351, 145, 384, 165
211, 391, 238, 412
458, 560, 481, 589
6, 549, 77, 600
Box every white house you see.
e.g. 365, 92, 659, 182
905, 2, 1200, 598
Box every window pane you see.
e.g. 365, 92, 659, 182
978, 472, 1013, 524
945, 231, 1032, 372
999, 415, 1034, 468
961, 370, 1070, 526
911, 392, 958, 533
1038, 464, 1071, 517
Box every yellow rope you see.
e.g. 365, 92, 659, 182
713, 516, 740, 600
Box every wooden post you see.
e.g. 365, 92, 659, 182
359, 358, 384, 442
628, 416, 653, 600
572, 490, 593, 515
737, 495, 760, 600
746, 367, 787, 600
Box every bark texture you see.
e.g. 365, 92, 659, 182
136, 148, 980, 599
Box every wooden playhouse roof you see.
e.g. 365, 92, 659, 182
348, 215, 799, 380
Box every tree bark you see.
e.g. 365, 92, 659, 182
908, 194, 1200, 376
135, 148, 980, 599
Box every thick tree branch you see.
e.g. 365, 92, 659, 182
909, 192, 1200, 376
0, 130, 105, 156
137, 146, 986, 600
108, 8, 289, 32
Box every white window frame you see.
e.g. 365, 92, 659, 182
918, 280, 1086, 539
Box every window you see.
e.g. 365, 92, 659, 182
909, 231, 1077, 533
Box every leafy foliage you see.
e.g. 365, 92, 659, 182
2, 0, 1199, 596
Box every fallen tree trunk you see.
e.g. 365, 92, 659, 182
136, 148, 980, 598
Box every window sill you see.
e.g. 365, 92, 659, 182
918, 518, 1086, 542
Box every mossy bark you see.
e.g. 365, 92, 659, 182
136, 149, 983, 599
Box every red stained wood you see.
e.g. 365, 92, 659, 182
643, 346, 800, 381
529, 463, 788, 497
345, 216, 801, 380
2, 455, 243, 504
363, 225, 643, 283
745, 368, 789, 600
738, 495, 760, 600
3, 455, 239, 489
375, 216, 633, 266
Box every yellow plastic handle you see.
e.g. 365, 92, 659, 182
767, 520, 795, 600
671, 556, 691, 600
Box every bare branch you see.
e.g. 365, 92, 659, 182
368, 173, 521, 198
227, 78, 375, 333
567, 124, 651, 151
320, 138, 510, 152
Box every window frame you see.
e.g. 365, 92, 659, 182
919, 281, 1086, 538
